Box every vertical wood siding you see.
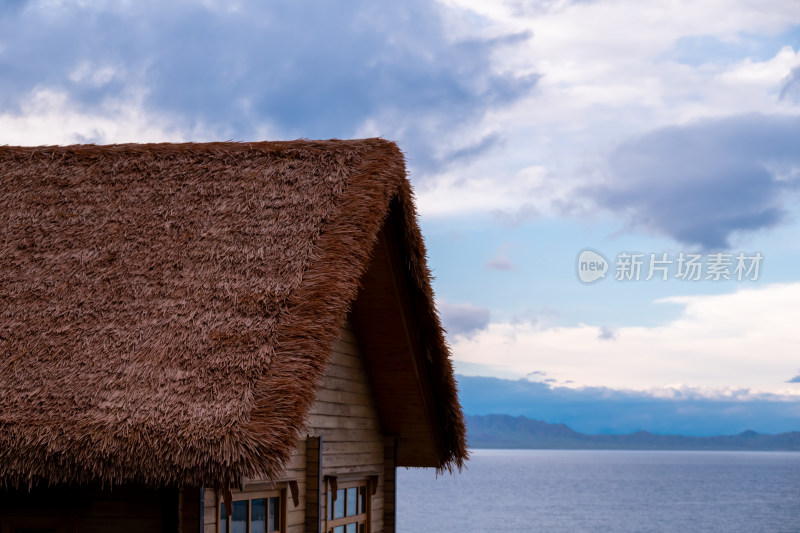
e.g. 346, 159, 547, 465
208, 318, 393, 533
310, 321, 386, 533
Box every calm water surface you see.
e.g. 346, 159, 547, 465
397, 449, 800, 532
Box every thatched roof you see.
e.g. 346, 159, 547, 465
0, 139, 466, 489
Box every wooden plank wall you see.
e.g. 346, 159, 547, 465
310, 321, 386, 533
202, 488, 216, 533
204, 318, 391, 533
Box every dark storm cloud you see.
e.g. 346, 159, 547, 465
583, 113, 800, 249
438, 301, 490, 338
0, 0, 536, 171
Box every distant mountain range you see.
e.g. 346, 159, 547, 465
466, 414, 800, 451
455, 375, 800, 436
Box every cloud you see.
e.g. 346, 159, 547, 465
451, 282, 800, 393
584, 113, 800, 249
525, 369, 553, 383
442, 132, 503, 167
0, 0, 536, 170
510, 307, 560, 328
437, 300, 491, 338
780, 65, 800, 101
0, 88, 195, 145
416, 165, 550, 217
491, 203, 539, 226
410, 2, 800, 222
597, 326, 617, 340
485, 244, 514, 270
456, 374, 800, 436
486, 256, 514, 270
788, 373, 800, 383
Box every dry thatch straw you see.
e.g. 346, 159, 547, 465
0, 138, 466, 489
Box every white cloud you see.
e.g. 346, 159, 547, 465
634, 383, 800, 401
69, 62, 118, 87
450, 282, 800, 393
0, 87, 209, 146
416, 164, 572, 217
713, 45, 800, 107
420, 0, 800, 219
416, 165, 546, 216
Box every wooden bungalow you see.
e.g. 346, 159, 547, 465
0, 139, 467, 533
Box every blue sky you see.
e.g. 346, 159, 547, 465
2, 0, 799, 432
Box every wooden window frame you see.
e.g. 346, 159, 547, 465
217, 488, 286, 533
326, 478, 371, 533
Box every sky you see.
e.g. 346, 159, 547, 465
2, 0, 799, 433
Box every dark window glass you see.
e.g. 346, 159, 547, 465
358, 486, 366, 514
269, 496, 280, 531
251, 498, 266, 533
359, 524, 365, 533
232, 500, 248, 533
346, 488, 357, 516
220, 503, 228, 533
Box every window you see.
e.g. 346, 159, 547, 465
327, 479, 370, 533
219, 490, 283, 533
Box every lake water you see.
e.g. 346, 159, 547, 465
397, 449, 800, 532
